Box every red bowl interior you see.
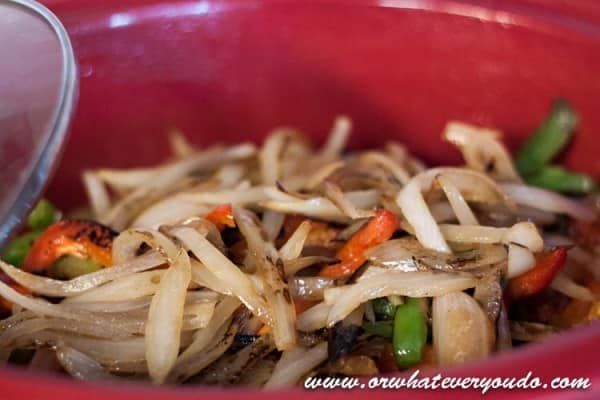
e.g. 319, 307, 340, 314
4, 0, 600, 399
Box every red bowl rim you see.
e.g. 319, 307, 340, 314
2, 0, 599, 398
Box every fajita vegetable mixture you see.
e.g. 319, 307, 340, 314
0, 99, 598, 386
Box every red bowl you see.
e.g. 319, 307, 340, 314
4, 0, 600, 399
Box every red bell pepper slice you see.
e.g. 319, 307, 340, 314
319, 209, 398, 278
23, 220, 116, 274
506, 248, 568, 301
204, 204, 235, 230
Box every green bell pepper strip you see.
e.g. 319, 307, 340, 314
372, 297, 396, 320
1, 231, 42, 267
51, 255, 103, 279
27, 199, 57, 231
392, 297, 428, 369
2, 199, 59, 267
524, 165, 596, 194
362, 320, 393, 338
515, 98, 578, 176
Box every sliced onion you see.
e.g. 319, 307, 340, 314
0, 252, 165, 298
103, 144, 256, 230
260, 129, 289, 185
501, 183, 595, 221
503, 222, 544, 252
436, 174, 478, 225
304, 160, 345, 190
176, 296, 241, 365
234, 208, 297, 350
0, 317, 134, 347
438, 224, 506, 244
289, 276, 337, 301
214, 163, 247, 188
507, 244, 535, 279
386, 142, 426, 174
103, 360, 148, 374
190, 260, 233, 295
276, 130, 311, 182
96, 167, 159, 193
473, 268, 502, 322
437, 222, 543, 252
264, 342, 328, 389
323, 181, 376, 219
355, 265, 390, 282
550, 273, 596, 302
430, 202, 458, 223
359, 151, 411, 185
132, 196, 210, 229
176, 218, 226, 252
443, 121, 522, 182
296, 302, 331, 332
171, 227, 270, 323
182, 302, 216, 331
168, 129, 195, 159
440, 168, 516, 203
366, 238, 507, 272
25, 331, 191, 371
319, 116, 351, 163
177, 186, 268, 206
82, 171, 111, 219
0, 310, 36, 332
263, 185, 307, 202
324, 271, 479, 325
282, 135, 313, 180
112, 229, 179, 264
184, 290, 221, 303
283, 256, 339, 277
260, 190, 381, 224
0, 299, 207, 344
63, 296, 153, 313
62, 270, 165, 304
365, 239, 422, 272
184, 217, 227, 248
0, 280, 142, 335
432, 291, 495, 366
196, 334, 275, 385
279, 220, 312, 261
334, 219, 369, 242
56, 345, 114, 381
398, 167, 514, 252
15, 332, 148, 365
262, 210, 285, 242
397, 175, 450, 253
167, 318, 237, 383
145, 249, 192, 384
